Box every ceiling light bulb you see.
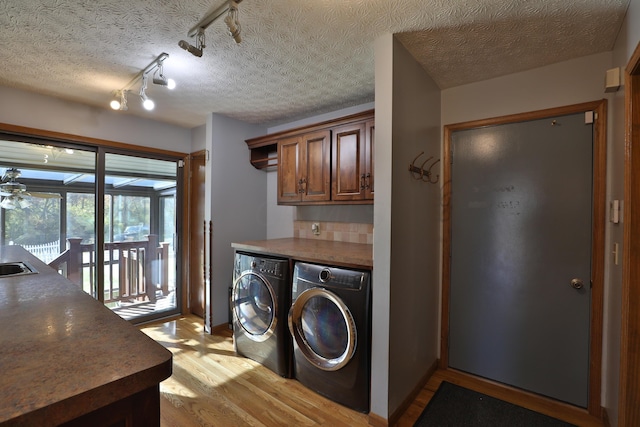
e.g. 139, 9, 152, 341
142, 95, 155, 111
166, 78, 176, 90
110, 90, 128, 111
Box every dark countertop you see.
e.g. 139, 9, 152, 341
232, 238, 373, 269
0, 246, 172, 426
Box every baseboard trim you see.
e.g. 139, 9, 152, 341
602, 407, 610, 427
367, 411, 388, 427
211, 322, 231, 334
386, 359, 439, 426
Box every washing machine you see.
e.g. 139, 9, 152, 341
231, 251, 291, 378
288, 261, 372, 413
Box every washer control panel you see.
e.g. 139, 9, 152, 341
252, 258, 285, 278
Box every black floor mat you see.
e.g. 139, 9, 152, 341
413, 381, 576, 427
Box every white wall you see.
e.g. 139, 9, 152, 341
388, 36, 442, 415
205, 113, 267, 326
191, 124, 206, 153
442, 52, 612, 125
0, 86, 191, 151
371, 33, 394, 420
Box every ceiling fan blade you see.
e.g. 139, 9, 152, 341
25, 192, 62, 199
0, 191, 12, 197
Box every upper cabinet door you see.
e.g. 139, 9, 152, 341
301, 130, 331, 202
277, 136, 302, 203
277, 131, 331, 204
332, 122, 373, 201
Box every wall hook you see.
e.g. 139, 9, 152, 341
409, 151, 440, 184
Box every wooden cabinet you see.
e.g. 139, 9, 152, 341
246, 109, 374, 205
278, 130, 330, 203
331, 121, 374, 201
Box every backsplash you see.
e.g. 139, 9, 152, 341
294, 221, 373, 244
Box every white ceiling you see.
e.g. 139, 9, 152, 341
0, 0, 630, 129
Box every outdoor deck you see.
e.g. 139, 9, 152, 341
21, 235, 176, 320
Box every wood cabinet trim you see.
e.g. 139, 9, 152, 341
245, 109, 374, 148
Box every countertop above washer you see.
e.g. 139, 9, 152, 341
232, 238, 373, 269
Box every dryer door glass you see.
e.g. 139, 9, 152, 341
302, 296, 348, 359
233, 272, 276, 341
289, 288, 356, 371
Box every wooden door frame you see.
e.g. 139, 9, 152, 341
440, 100, 607, 418
187, 150, 207, 318
620, 41, 640, 426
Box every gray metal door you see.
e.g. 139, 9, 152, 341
449, 112, 593, 407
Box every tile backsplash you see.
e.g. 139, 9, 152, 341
294, 221, 373, 244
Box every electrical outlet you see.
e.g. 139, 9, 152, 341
311, 223, 320, 235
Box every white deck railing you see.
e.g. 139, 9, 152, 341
15, 240, 61, 264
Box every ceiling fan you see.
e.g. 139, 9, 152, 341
0, 168, 61, 210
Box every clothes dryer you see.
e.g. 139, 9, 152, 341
231, 251, 291, 378
288, 261, 371, 413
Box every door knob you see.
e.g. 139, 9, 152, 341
570, 278, 584, 290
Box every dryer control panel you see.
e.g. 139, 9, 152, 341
294, 262, 369, 291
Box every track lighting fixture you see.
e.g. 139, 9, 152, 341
179, 0, 243, 58
109, 52, 174, 113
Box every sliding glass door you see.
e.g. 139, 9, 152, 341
0, 136, 183, 324
102, 152, 180, 322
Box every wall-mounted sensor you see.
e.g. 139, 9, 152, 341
312, 223, 320, 235
605, 67, 621, 93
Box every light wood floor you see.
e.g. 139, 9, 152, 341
141, 314, 604, 427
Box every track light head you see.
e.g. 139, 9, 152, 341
153, 75, 176, 89
152, 65, 176, 89
110, 90, 128, 111
139, 76, 155, 111
225, 1, 242, 44
179, 39, 203, 57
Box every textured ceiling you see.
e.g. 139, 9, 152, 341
0, 0, 630, 129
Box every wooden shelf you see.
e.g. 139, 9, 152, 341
249, 144, 277, 170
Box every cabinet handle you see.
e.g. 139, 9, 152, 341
361, 173, 371, 190
298, 178, 307, 193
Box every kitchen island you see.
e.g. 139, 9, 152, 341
0, 245, 172, 426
